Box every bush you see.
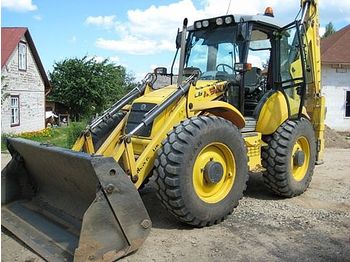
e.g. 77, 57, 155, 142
1, 122, 87, 152
66, 121, 87, 148
1, 129, 53, 151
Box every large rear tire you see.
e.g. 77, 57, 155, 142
154, 116, 248, 227
262, 118, 316, 197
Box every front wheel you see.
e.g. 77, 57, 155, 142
154, 116, 248, 227
262, 118, 316, 197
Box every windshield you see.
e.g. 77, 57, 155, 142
185, 26, 238, 81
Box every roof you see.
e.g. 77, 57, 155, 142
1, 27, 50, 89
321, 24, 350, 64
234, 14, 283, 29
190, 13, 283, 31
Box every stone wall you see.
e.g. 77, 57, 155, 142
1, 35, 45, 134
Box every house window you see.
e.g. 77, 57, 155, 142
18, 42, 27, 70
346, 91, 350, 118
336, 68, 347, 73
10, 96, 20, 126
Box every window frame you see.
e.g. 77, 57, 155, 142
345, 90, 350, 118
10, 95, 20, 127
274, 20, 307, 120
18, 41, 27, 71
336, 68, 347, 74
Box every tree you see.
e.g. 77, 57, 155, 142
49, 56, 135, 120
322, 22, 336, 38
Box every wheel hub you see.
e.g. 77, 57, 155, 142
204, 161, 224, 184
293, 150, 305, 167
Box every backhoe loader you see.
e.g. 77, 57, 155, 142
2, 0, 325, 261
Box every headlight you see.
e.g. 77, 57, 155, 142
195, 21, 202, 29
202, 20, 209, 27
216, 18, 223, 25
225, 16, 233, 24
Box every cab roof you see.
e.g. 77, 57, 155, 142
233, 14, 284, 29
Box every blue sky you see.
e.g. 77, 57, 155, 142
2, 0, 350, 80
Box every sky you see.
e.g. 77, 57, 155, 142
2, 0, 350, 81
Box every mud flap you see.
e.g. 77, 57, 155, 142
1, 138, 151, 262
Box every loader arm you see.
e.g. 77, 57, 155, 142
72, 73, 157, 153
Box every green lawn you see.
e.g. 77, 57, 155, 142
1, 122, 86, 152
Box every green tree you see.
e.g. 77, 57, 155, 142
49, 56, 135, 120
322, 22, 336, 38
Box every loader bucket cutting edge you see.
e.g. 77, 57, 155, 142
1, 138, 151, 262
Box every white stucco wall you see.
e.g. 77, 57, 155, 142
321, 64, 350, 131
1, 35, 45, 134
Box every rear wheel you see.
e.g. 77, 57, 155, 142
154, 116, 248, 227
262, 118, 316, 197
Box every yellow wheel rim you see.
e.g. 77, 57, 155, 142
193, 143, 236, 204
291, 136, 310, 181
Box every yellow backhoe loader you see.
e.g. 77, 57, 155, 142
2, 0, 325, 261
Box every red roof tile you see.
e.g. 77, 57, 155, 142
1, 27, 27, 67
321, 24, 350, 64
1, 27, 50, 89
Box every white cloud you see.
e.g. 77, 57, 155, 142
2, 0, 37, 12
96, 36, 173, 55
93, 0, 350, 56
85, 15, 116, 28
92, 0, 297, 55
135, 72, 148, 81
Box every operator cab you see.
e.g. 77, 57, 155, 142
182, 14, 279, 118
172, 11, 311, 130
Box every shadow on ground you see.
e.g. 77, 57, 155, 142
139, 172, 283, 230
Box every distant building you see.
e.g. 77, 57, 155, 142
321, 25, 350, 131
45, 100, 70, 126
1, 27, 50, 134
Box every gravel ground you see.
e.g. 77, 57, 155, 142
1, 148, 350, 262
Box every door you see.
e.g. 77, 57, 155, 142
277, 21, 307, 119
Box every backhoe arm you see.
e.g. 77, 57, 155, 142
300, 0, 325, 163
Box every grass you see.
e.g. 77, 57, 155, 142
1, 121, 87, 153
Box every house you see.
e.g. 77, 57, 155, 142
1, 27, 50, 134
321, 25, 350, 131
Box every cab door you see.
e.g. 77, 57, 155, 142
276, 21, 308, 119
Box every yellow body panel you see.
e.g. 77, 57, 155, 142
187, 80, 226, 116
255, 91, 289, 135
191, 100, 245, 129
133, 98, 188, 188
243, 133, 264, 172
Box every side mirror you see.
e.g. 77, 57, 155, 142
176, 29, 182, 49
154, 67, 168, 75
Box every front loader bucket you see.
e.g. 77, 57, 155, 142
1, 138, 151, 262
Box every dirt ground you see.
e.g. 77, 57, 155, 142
1, 147, 350, 261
